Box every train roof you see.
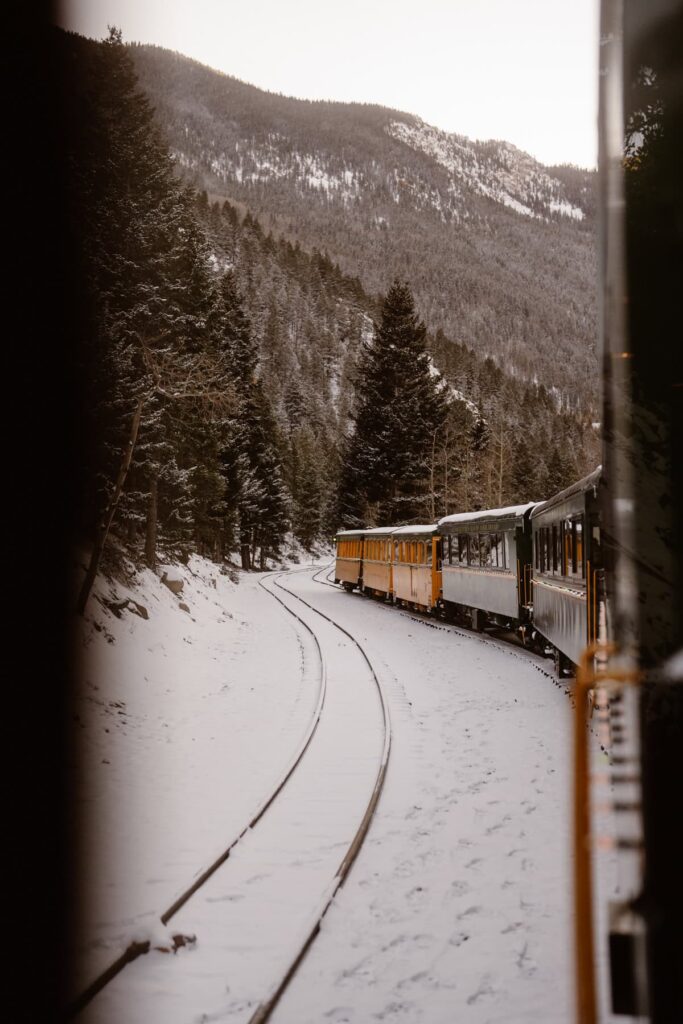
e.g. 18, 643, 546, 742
336, 524, 435, 540
335, 526, 398, 538
437, 501, 539, 533
390, 524, 437, 537
531, 466, 602, 520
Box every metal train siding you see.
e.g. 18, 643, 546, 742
530, 468, 603, 671
437, 502, 536, 634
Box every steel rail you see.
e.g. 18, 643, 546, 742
314, 562, 561, 685
67, 571, 328, 1019
247, 569, 392, 1024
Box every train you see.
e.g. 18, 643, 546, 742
335, 466, 604, 676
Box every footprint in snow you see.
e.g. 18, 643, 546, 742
396, 971, 429, 990
406, 885, 426, 904
456, 905, 482, 920
466, 974, 497, 1005
450, 880, 471, 896
501, 920, 524, 934
324, 1007, 354, 1022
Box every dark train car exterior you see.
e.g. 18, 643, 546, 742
334, 530, 364, 590
437, 503, 537, 631
391, 525, 442, 612
530, 467, 603, 669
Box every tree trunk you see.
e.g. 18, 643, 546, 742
145, 473, 158, 569
498, 435, 504, 506
77, 398, 143, 615
429, 431, 436, 521
240, 529, 251, 571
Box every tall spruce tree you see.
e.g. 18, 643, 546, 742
338, 280, 447, 526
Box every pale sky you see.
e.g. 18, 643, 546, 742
57, 0, 599, 168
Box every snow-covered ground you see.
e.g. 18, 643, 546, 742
70, 556, 619, 1023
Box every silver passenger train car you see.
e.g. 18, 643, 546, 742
530, 467, 603, 672
437, 503, 537, 634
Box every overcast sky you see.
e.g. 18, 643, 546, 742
57, 0, 599, 168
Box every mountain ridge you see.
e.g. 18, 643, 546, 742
129, 42, 599, 411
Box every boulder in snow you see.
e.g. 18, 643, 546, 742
160, 565, 184, 595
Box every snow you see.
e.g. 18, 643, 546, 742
428, 358, 480, 418
157, 563, 183, 582
387, 119, 586, 222
390, 524, 436, 536
71, 557, 620, 1023
439, 502, 538, 527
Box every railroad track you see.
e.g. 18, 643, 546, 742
311, 560, 564, 690
247, 569, 391, 1023
68, 571, 327, 1017
70, 569, 391, 1023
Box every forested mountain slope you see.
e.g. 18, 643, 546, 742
59, 25, 598, 575
196, 195, 599, 523
130, 43, 599, 412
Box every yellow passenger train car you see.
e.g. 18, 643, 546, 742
391, 525, 442, 613
333, 530, 364, 591
360, 526, 394, 600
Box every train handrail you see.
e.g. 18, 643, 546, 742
573, 642, 642, 1024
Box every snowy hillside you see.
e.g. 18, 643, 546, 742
68, 554, 621, 1023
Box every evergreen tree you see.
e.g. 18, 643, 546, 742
338, 280, 447, 526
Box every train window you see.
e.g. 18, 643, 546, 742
540, 527, 550, 573
494, 532, 506, 569
480, 533, 492, 567
551, 524, 558, 572
447, 536, 452, 564
574, 518, 584, 577
469, 533, 480, 566
426, 541, 432, 566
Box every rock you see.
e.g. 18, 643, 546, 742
161, 572, 184, 595
129, 600, 149, 620
179, 602, 190, 613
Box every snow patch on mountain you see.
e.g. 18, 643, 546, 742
174, 134, 363, 206
388, 118, 585, 222
428, 358, 481, 418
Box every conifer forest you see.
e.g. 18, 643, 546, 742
61, 26, 600, 590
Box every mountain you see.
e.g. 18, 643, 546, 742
129, 44, 599, 412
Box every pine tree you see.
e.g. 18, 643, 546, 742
337, 280, 447, 526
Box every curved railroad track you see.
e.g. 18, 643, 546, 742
69, 571, 328, 1018
246, 569, 392, 1024
71, 568, 391, 1024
